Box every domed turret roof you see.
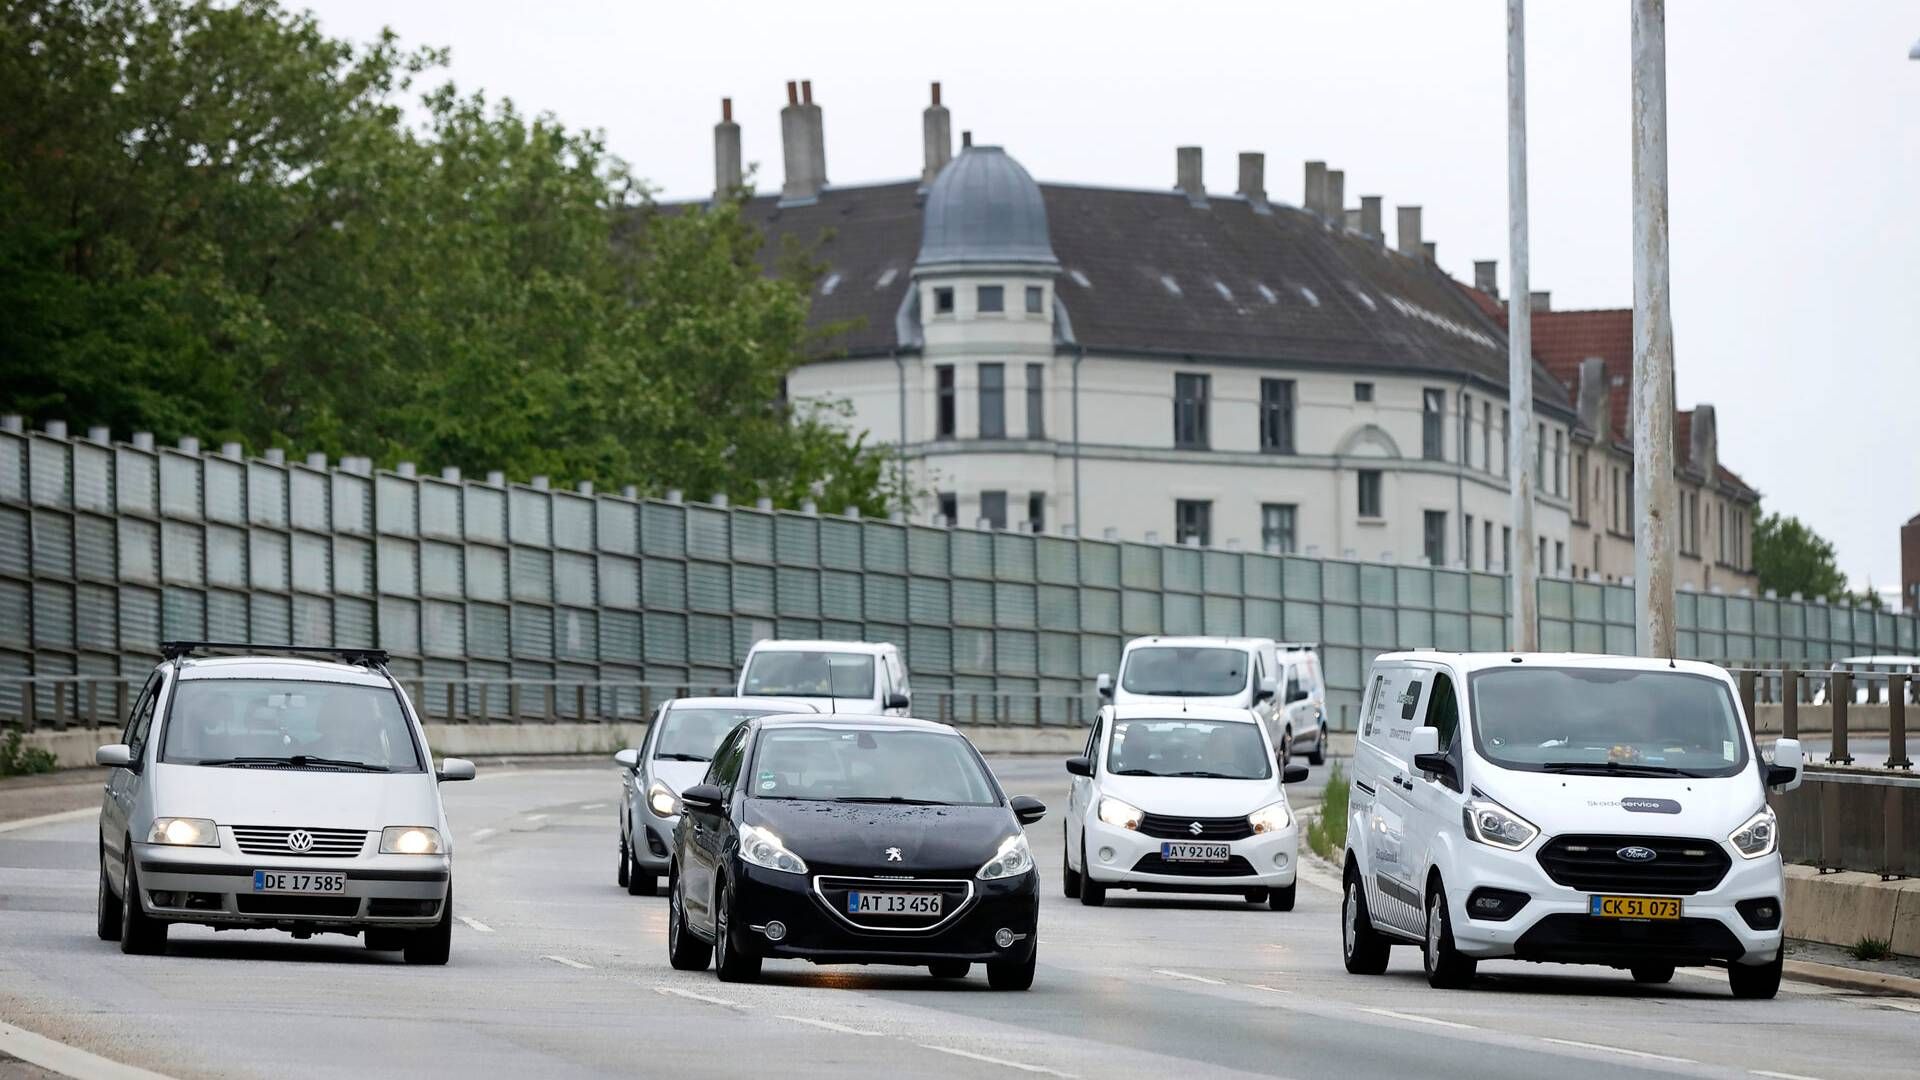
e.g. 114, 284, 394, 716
916, 146, 1057, 269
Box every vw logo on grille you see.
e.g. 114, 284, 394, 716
1188, 821, 1205, 836
285, 830, 314, 853
1616, 845, 1657, 863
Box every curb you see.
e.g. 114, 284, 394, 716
1783, 958, 1920, 998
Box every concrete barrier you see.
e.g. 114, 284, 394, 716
1784, 864, 1920, 958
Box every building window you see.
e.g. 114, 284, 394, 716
1612, 468, 1623, 532
1553, 429, 1565, 496
1025, 285, 1043, 314
1357, 470, 1382, 518
1354, 381, 1374, 403
1261, 503, 1297, 555
978, 363, 1005, 439
1500, 408, 1510, 477
1536, 423, 1546, 484
980, 491, 1008, 530
1028, 492, 1046, 534
1481, 401, 1492, 473
1259, 378, 1295, 454
1461, 393, 1473, 467
977, 285, 1004, 313
1483, 520, 1494, 572
1555, 540, 1565, 575
1175, 500, 1212, 547
1173, 373, 1210, 449
1424, 511, 1447, 567
1422, 388, 1445, 460
935, 364, 956, 439
934, 286, 954, 315
1502, 526, 1512, 572
1539, 536, 1548, 573
1575, 450, 1588, 520
1025, 363, 1045, 439
1464, 513, 1475, 568
937, 492, 957, 525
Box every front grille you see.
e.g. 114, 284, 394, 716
1131, 853, 1257, 877
1537, 834, 1731, 896
1137, 814, 1254, 841
232, 826, 368, 858
236, 895, 361, 918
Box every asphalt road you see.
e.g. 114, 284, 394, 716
3, 757, 1918, 1080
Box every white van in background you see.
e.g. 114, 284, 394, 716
1099, 637, 1329, 763
736, 640, 910, 716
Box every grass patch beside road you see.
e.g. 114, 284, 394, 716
1306, 760, 1348, 861
1850, 935, 1893, 961
0, 730, 58, 777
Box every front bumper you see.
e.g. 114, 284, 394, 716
631, 809, 676, 872
1083, 817, 1298, 891
731, 861, 1038, 965
134, 842, 449, 929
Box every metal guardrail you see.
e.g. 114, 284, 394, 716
1729, 667, 1912, 771
1771, 768, 1920, 879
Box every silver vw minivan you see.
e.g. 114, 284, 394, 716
95, 643, 474, 963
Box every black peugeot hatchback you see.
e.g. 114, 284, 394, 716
665, 714, 1046, 989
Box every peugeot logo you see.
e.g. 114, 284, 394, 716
285, 830, 314, 853
1616, 845, 1657, 863
884, 847, 903, 862
1188, 821, 1205, 836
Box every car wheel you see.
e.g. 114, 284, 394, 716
666, 869, 712, 971
1077, 839, 1106, 907
404, 885, 453, 965
1423, 882, 1476, 989
929, 961, 970, 979
119, 848, 167, 955
1341, 872, 1390, 975
987, 943, 1036, 991
96, 847, 122, 943
1061, 831, 1081, 899
1631, 963, 1675, 985
1269, 883, 1296, 912
618, 833, 631, 888
1307, 725, 1327, 766
713, 874, 761, 983
629, 870, 657, 898
1728, 951, 1783, 1000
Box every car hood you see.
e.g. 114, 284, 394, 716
648, 760, 709, 795
1473, 767, 1766, 840
1112, 690, 1251, 710
1097, 774, 1284, 818
147, 763, 443, 831
744, 799, 1016, 874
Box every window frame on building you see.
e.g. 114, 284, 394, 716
937, 492, 958, 525
977, 285, 1004, 314
1025, 285, 1043, 314
1261, 503, 1297, 555
1423, 510, 1447, 567
934, 286, 954, 315
935, 364, 956, 440
1357, 470, 1383, 519
979, 490, 1008, 530
1173, 372, 1211, 450
1354, 381, 1374, 403
978, 363, 1006, 439
1175, 499, 1212, 547
1025, 363, 1045, 440
1259, 378, 1296, 455
1422, 388, 1446, 461
1027, 492, 1046, 534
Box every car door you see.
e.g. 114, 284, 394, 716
1067, 710, 1106, 867
684, 724, 747, 934
1355, 664, 1427, 935
103, 672, 163, 877
1405, 667, 1469, 897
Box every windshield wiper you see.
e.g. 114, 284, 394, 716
1540, 761, 1705, 778
194, 755, 391, 772
654, 752, 710, 762
1167, 770, 1245, 779
832, 796, 947, 806
1110, 768, 1161, 776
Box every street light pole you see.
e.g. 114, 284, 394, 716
1632, 0, 1677, 657
1506, 0, 1539, 650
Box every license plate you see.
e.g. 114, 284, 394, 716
252, 870, 347, 894
846, 890, 941, 916
1160, 842, 1231, 862
1589, 895, 1681, 920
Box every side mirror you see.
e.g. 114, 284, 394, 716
96, 743, 133, 769
1768, 738, 1803, 792
680, 783, 724, 814
1095, 673, 1113, 700
1064, 755, 1092, 777
1009, 794, 1047, 825
884, 692, 911, 711
1282, 763, 1310, 784
1408, 726, 1440, 761
613, 748, 640, 770
1287, 686, 1310, 704
1254, 676, 1278, 703
437, 758, 476, 782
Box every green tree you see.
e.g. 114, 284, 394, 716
1752, 512, 1850, 602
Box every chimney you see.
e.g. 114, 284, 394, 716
961, 129, 972, 149
1325, 169, 1345, 226
1359, 195, 1382, 239
1176, 146, 1205, 206
1236, 152, 1268, 212
1344, 208, 1362, 230
1529, 290, 1551, 312
1576, 357, 1610, 439
1396, 205, 1423, 256
1422, 241, 1437, 262
779, 80, 823, 204
1689, 404, 1717, 477
922, 82, 952, 187
802, 80, 826, 188
1303, 161, 1327, 216
713, 97, 741, 201
1474, 259, 1499, 298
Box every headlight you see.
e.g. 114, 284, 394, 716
1729, 806, 1777, 859
1097, 796, 1143, 830
379, 826, 443, 855
148, 817, 218, 847
978, 834, 1034, 880
647, 780, 680, 818
1248, 801, 1291, 835
1461, 797, 1539, 851
738, 823, 807, 874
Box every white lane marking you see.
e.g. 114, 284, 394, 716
580, 803, 605, 810
777, 1015, 882, 1037
525, 813, 548, 822
456, 916, 494, 933
917, 1044, 1076, 1077
1541, 1038, 1694, 1064
0, 1018, 180, 1080
1751, 1071, 1826, 1080
1360, 1007, 1477, 1030
541, 954, 592, 969
1152, 968, 1224, 985
1244, 983, 1292, 995
654, 985, 741, 1008
0, 807, 95, 834
469, 828, 497, 842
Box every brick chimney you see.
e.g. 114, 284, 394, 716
713, 97, 742, 201
780, 80, 825, 205
922, 82, 951, 188
1474, 259, 1499, 299
1236, 152, 1269, 213
1397, 205, 1422, 256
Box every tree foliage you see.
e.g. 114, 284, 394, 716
0, 0, 899, 513
1752, 512, 1856, 603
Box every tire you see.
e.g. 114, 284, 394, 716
629, 871, 656, 898
1307, 725, 1327, 766
119, 848, 167, 955
618, 834, 631, 888
1269, 883, 1296, 912
1061, 835, 1081, 899
987, 944, 1036, 991
365, 929, 408, 951
1341, 871, 1390, 975
1279, 728, 1292, 762
1423, 883, 1476, 990
929, 961, 971, 979
1631, 963, 1675, 985
1077, 839, 1106, 907
1728, 951, 1783, 1000
96, 848, 122, 943
712, 874, 761, 983
404, 887, 453, 965
666, 869, 712, 971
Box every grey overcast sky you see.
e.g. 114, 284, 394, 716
302, 0, 1920, 594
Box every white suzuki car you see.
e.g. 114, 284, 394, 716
1341, 652, 1802, 998
1064, 704, 1308, 910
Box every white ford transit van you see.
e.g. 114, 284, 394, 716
1341, 652, 1803, 999
736, 640, 910, 716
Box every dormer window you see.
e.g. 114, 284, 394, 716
978, 285, 1004, 313
934, 286, 954, 314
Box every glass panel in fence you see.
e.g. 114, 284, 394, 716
1079, 541, 1119, 589
994, 533, 1035, 582
777, 566, 821, 618
73, 445, 112, 515
995, 582, 1037, 629
864, 521, 906, 574
1204, 550, 1241, 595
820, 518, 862, 570
642, 559, 686, 611
1202, 595, 1242, 636
1036, 537, 1077, 585
732, 511, 774, 564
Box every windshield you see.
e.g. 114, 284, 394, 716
160, 679, 422, 772
1120, 647, 1249, 697
1469, 667, 1748, 777
1106, 717, 1272, 779
748, 727, 998, 805
742, 651, 875, 699
653, 708, 775, 762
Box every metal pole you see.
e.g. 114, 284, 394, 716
1632, 0, 1677, 657
1506, 0, 1538, 650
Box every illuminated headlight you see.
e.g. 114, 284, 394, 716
978, 834, 1034, 880
1248, 801, 1291, 835
739, 824, 807, 874
647, 780, 680, 818
380, 826, 443, 855
1461, 797, 1539, 852
1097, 796, 1143, 830
147, 817, 218, 847
1729, 806, 1777, 859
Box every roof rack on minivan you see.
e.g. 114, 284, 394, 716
158, 641, 392, 669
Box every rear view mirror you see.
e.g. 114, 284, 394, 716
1767, 738, 1803, 792
1009, 794, 1047, 825
613, 748, 639, 770
96, 743, 133, 769
1064, 755, 1092, 777
1282, 763, 1310, 784
437, 758, 476, 782
1095, 673, 1113, 700
680, 783, 724, 813
884, 692, 911, 711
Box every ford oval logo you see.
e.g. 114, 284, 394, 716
1616, 845, 1657, 863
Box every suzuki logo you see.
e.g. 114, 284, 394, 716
1616, 845, 1658, 863
884, 847, 903, 862
1188, 821, 1205, 836
285, 830, 314, 853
